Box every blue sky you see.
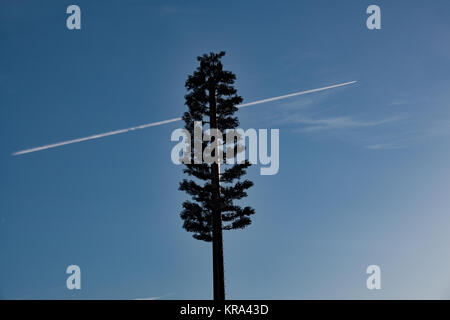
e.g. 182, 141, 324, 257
1, 0, 450, 299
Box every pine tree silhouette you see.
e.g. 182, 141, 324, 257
179, 51, 255, 301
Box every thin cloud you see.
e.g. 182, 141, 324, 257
365, 143, 404, 150
278, 97, 315, 109
389, 99, 408, 106
292, 115, 405, 132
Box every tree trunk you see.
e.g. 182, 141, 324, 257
209, 82, 225, 301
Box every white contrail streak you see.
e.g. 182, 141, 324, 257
236, 81, 356, 108
12, 117, 182, 156
12, 81, 356, 156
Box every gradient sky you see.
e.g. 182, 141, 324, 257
1, 0, 450, 299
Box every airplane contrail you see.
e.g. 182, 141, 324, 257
12, 81, 357, 156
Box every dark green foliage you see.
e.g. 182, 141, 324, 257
179, 51, 255, 242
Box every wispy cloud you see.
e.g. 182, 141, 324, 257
389, 99, 408, 106
365, 143, 404, 150
277, 97, 315, 110
291, 115, 405, 133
